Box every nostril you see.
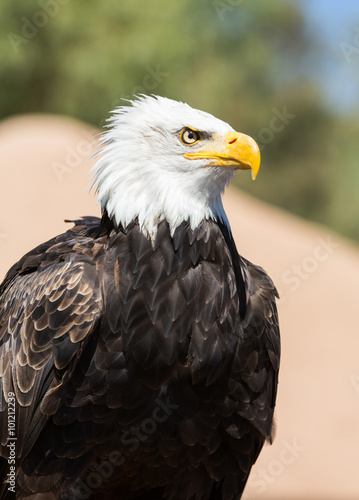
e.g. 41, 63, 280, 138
228, 137, 237, 144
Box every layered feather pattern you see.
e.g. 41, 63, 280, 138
0, 215, 279, 500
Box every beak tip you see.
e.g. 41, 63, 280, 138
251, 153, 261, 180
251, 161, 260, 180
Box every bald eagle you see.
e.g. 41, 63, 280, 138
0, 96, 280, 500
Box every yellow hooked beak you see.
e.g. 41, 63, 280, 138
183, 131, 261, 180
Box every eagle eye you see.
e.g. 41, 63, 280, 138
180, 128, 200, 145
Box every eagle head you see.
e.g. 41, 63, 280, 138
92, 95, 260, 238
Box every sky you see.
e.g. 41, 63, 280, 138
298, 0, 359, 113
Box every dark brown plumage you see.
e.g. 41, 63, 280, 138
0, 214, 279, 499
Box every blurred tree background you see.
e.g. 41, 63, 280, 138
0, 0, 358, 241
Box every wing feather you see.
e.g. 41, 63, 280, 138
0, 254, 102, 461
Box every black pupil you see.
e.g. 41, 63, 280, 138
186, 130, 196, 142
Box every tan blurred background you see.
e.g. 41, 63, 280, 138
1, 1, 359, 498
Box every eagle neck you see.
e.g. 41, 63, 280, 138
102, 183, 231, 242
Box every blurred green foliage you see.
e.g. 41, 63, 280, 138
0, 0, 358, 242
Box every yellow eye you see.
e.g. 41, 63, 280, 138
180, 128, 200, 145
